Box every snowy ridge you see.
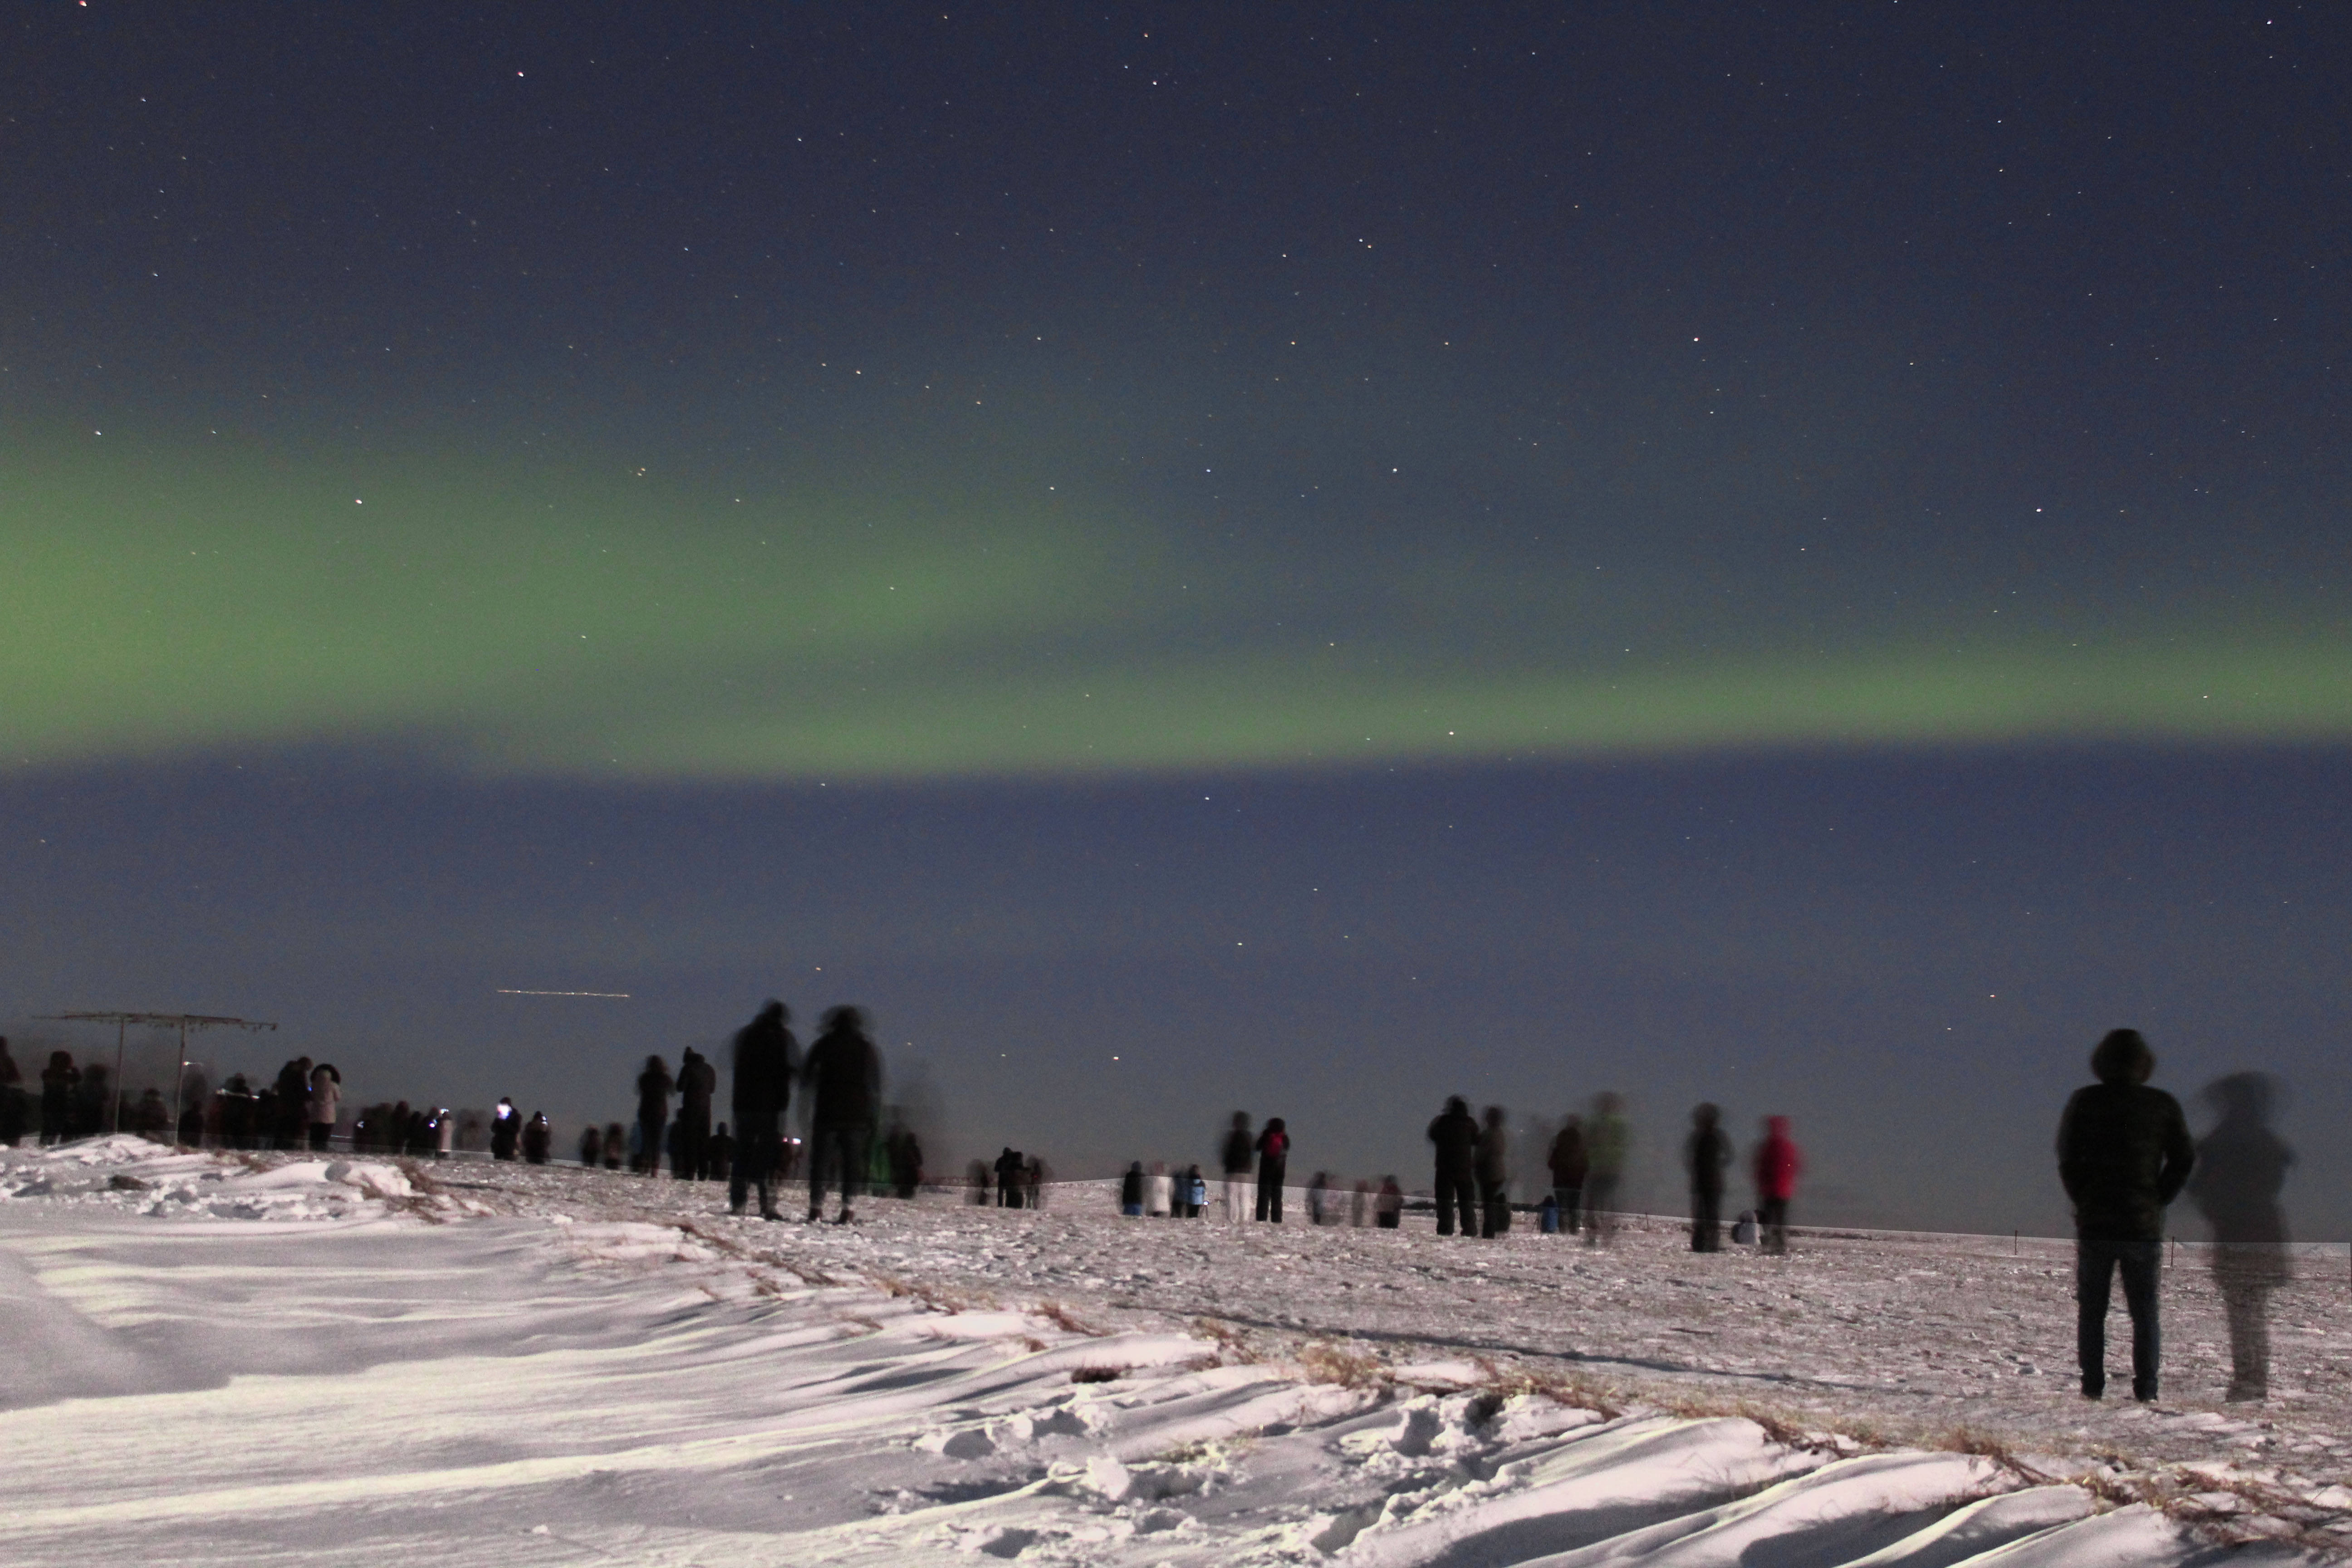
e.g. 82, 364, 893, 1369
0, 1142, 2337, 1565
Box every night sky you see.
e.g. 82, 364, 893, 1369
4, 5, 2345, 1236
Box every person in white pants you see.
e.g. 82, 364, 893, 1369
1221, 1111, 1255, 1224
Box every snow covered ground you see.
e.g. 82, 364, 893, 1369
2, 1138, 2344, 1565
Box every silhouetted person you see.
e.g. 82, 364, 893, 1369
635, 1054, 674, 1176
1686, 1103, 1729, 1251
802, 1005, 880, 1223
730, 1001, 796, 1219
887, 1119, 922, 1199
307, 1063, 342, 1151
0, 1037, 23, 1147
1306, 1170, 1331, 1225
675, 1046, 716, 1180
78, 1063, 113, 1137
995, 1146, 1027, 1209
579, 1124, 603, 1169
967, 1159, 992, 1205
1024, 1155, 1046, 1209
1584, 1092, 1628, 1245
522, 1111, 551, 1164
603, 1121, 627, 1170
2057, 1028, 2194, 1402
1220, 1112, 1255, 1225
1477, 1105, 1512, 1238
1254, 1116, 1289, 1222
133, 1087, 170, 1138
271, 1058, 311, 1149
218, 1073, 258, 1150
1427, 1097, 1479, 1237
1753, 1115, 1803, 1255
490, 1096, 520, 1160
2189, 1072, 2294, 1402
1186, 1164, 1207, 1218
1120, 1160, 1146, 1215
708, 1122, 735, 1184
39, 1051, 78, 1146
1547, 1115, 1588, 1235
1376, 1175, 1404, 1229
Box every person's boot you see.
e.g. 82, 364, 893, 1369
835, 1209, 854, 1225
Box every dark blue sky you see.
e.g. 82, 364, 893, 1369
2, 5, 2345, 1235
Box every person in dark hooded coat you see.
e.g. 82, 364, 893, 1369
1427, 1097, 1478, 1237
729, 1001, 796, 1219
802, 1005, 881, 1223
2056, 1028, 2194, 1402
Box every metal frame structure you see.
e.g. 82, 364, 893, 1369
35, 1012, 279, 1143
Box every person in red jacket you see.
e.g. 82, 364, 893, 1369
1753, 1115, 1803, 1255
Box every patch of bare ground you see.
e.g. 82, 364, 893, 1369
1033, 1299, 1109, 1337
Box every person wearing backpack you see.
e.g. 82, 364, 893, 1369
1254, 1117, 1289, 1222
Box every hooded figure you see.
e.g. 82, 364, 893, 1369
729, 1001, 796, 1219
2188, 1072, 2293, 1401
801, 1005, 881, 1223
1119, 1160, 1146, 1215
1753, 1115, 1803, 1254
522, 1111, 551, 1165
1426, 1097, 1478, 1237
2056, 1028, 2194, 1402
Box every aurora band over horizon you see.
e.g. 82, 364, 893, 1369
8, 434, 2349, 781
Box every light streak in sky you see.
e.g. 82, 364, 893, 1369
496, 990, 632, 999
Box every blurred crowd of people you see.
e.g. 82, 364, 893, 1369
0, 1018, 2298, 1406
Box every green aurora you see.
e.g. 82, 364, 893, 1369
7, 437, 2348, 779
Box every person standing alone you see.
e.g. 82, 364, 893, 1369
802, 1006, 881, 1224
2057, 1028, 2194, 1402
